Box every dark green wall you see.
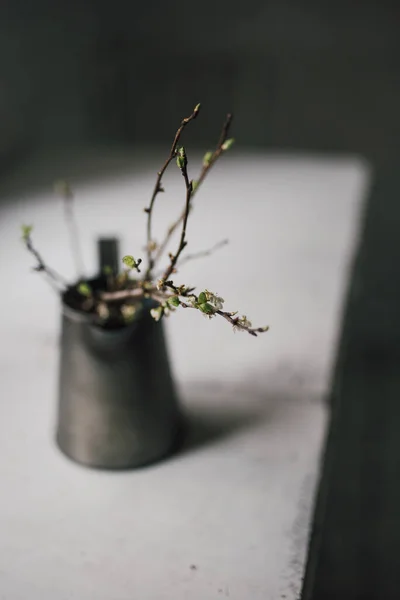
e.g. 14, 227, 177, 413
1, 1, 399, 165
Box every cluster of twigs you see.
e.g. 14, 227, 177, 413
22, 105, 268, 337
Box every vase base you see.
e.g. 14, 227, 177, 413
55, 416, 185, 471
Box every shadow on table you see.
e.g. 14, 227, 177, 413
175, 377, 320, 458
179, 404, 262, 455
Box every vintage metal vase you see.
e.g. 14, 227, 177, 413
55, 239, 182, 469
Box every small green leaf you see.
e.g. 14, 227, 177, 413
198, 302, 214, 315
203, 151, 213, 167
192, 180, 199, 193
221, 138, 235, 151
122, 255, 136, 269
21, 224, 33, 241
122, 255, 142, 272
77, 282, 92, 297
168, 295, 180, 307
102, 265, 113, 276
198, 291, 207, 304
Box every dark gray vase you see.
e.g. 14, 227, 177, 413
55, 239, 182, 469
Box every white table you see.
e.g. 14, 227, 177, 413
0, 150, 369, 599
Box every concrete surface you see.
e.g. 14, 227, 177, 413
0, 150, 368, 599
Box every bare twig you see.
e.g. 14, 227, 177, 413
160, 149, 193, 284
153, 113, 233, 267
152, 239, 228, 278
214, 310, 269, 337
100, 286, 148, 303
100, 283, 268, 337
24, 233, 68, 290
180, 301, 269, 337
144, 103, 201, 280
178, 239, 229, 267
61, 186, 85, 279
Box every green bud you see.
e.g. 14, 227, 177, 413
168, 295, 180, 307
198, 302, 215, 315
192, 180, 199, 193
203, 151, 213, 167
77, 282, 92, 297
102, 265, 113, 276
21, 224, 33, 241
194, 103, 201, 113
121, 304, 136, 322
198, 291, 207, 304
221, 138, 235, 151
176, 146, 187, 170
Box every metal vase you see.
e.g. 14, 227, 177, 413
55, 239, 182, 469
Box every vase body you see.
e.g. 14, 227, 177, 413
56, 300, 181, 469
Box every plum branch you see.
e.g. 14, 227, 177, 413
144, 103, 201, 280
153, 113, 233, 268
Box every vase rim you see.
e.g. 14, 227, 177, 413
60, 276, 154, 330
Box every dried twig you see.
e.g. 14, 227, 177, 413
55, 181, 85, 279
148, 239, 229, 280
100, 286, 148, 303
22, 106, 268, 339
144, 103, 201, 280
179, 301, 269, 337
178, 239, 229, 267
160, 148, 193, 285
23, 230, 67, 290
153, 113, 233, 267
214, 310, 269, 337
100, 282, 268, 336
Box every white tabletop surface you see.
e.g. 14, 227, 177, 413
0, 150, 369, 600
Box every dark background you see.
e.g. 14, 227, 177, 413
1, 0, 399, 170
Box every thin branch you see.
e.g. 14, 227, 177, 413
215, 113, 233, 151
100, 280, 196, 304
179, 301, 269, 337
152, 239, 228, 278
100, 286, 148, 303
153, 113, 233, 267
99, 283, 269, 337
144, 103, 201, 280
214, 310, 269, 337
178, 239, 229, 267
62, 187, 85, 279
160, 152, 193, 284
24, 233, 68, 290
